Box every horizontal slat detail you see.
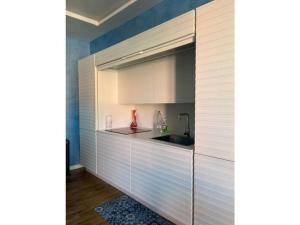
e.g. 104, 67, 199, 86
78, 55, 96, 130
194, 154, 234, 225
131, 176, 191, 221
195, 0, 234, 161
97, 132, 131, 193
80, 129, 96, 174
131, 140, 192, 225
131, 162, 191, 190
95, 11, 195, 67
131, 172, 191, 208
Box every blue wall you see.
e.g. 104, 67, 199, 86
90, 0, 210, 54
66, 36, 90, 165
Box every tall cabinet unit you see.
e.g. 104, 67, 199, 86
194, 0, 234, 224
78, 55, 97, 175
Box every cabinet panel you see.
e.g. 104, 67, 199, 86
117, 48, 195, 104
131, 140, 193, 225
78, 55, 97, 130
95, 11, 195, 67
97, 132, 131, 193
118, 65, 155, 104
194, 154, 234, 225
195, 0, 234, 161
79, 129, 97, 175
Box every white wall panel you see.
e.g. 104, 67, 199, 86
131, 140, 193, 225
194, 154, 234, 225
195, 0, 234, 161
95, 10, 195, 68
79, 129, 97, 174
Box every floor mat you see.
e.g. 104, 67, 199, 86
95, 195, 173, 225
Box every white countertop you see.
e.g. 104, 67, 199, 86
97, 129, 194, 151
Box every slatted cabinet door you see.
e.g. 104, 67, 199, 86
195, 0, 235, 224
195, 0, 234, 161
97, 132, 131, 193
78, 54, 97, 131
95, 10, 195, 68
131, 140, 193, 225
79, 129, 97, 175
78, 54, 97, 175
194, 154, 234, 225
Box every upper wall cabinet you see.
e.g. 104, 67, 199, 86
95, 11, 195, 70
195, 0, 234, 161
118, 48, 195, 104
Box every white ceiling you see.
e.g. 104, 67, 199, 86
66, 0, 163, 42
67, 0, 129, 22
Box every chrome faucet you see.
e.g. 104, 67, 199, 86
178, 113, 190, 137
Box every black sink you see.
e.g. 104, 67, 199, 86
152, 134, 194, 146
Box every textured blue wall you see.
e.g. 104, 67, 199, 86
90, 0, 210, 54
66, 36, 90, 165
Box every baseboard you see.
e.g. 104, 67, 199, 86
70, 164, 83, 170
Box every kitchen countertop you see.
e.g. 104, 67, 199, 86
97, 129, 194, 151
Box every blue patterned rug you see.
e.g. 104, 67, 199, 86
95, 195, 173, 225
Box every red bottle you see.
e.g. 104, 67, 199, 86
130, 109, 138, 128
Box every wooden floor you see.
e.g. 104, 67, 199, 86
66, 170, 123, 225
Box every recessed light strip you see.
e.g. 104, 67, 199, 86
66, 0, 138, 26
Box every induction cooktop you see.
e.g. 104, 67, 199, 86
105, 127, 152, 135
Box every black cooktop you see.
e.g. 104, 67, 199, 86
105, 127, 152, 135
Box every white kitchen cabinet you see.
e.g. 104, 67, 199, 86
118, 48, 195, 104
95, 11, 195, 69
131, 140, 193, 225
195, 0, 234, 161
78, 54, 97, 130
194, 154, 234, 225
79, 129, 97, 175
194, 0, 234, 224
78, 54, 97, 175
97, 132, 131, 193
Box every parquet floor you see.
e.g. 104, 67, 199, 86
66, 170, 123, 225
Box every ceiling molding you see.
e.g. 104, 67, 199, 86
66, 0, 138, 26
66, 11, 99, 26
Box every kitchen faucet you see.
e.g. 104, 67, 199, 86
178, 113, 190, 137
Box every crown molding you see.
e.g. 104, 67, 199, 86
66, 0, 138, 26
66, 11, 99, 26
